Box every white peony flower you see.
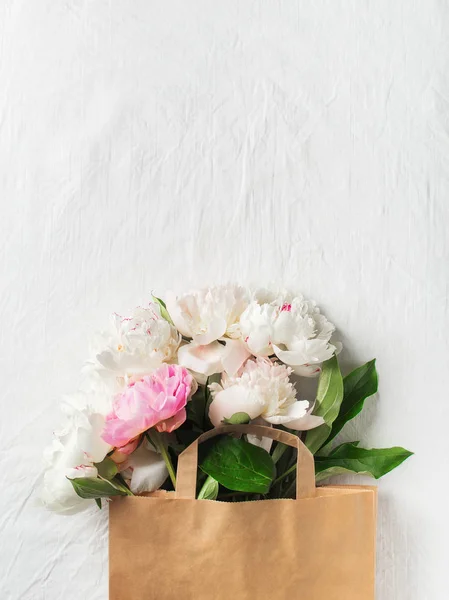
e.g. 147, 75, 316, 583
41, 395, 112, 514
88, 304, 181, 387
167, 285, 251, 377
166, 285, 249, 343
239, 290, 338, 376
208, 357, 324, 430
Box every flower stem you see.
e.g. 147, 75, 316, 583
146, 430, 177, 488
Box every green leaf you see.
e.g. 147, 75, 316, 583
152, 294, 174, 325
95, 457, 118, 480
305, 356, 344, 454
222, 412, 251, 425
200, 436, 275, 494
314, 442, 413, 482
95, 498, 102, 509
68, 476, 134, 500
323, 359, 378, 448
197, 475, 219, 500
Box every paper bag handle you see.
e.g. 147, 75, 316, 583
175, 424, 316, 500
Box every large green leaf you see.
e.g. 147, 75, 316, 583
315, 442, 413, 482
305, 356, 344, 454
197, 475, 219, 500
200, 436, 275, 494
68, 476, 133, 500
322, 359, 378, 448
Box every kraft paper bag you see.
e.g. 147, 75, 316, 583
109, 425, 377, 600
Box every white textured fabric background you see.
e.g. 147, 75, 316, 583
1, 1, 448, 598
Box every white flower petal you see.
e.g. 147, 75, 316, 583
208, 386, 264, 427
272, 344, 312, 367
263, 400, 310, 425
66, 465, 98, 479
178, 338, 250, 377
177, 341, 224, 376
76, 414, 111, 463
281, 399, 325, 431
165, 291, 192, 338
40, 469, 86, 514
194, 317, 227, 345
127, 444, 168, 494
285, 413, 325, 431
334, 341, 343, 355
246, 417, 273, 452
292, 364, 322, 377
220, 339, 251, 376
187, 370, 208, 386
246, 330, 272, 356
273, 339, 335, 368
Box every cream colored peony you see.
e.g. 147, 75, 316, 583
239, 289, 338, 376
41, 393, 112, 514
167, 285, 251, 378
89, 303, 181, 387
208, 357, 324, 431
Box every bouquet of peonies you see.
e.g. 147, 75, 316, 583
41, 285, 412, 512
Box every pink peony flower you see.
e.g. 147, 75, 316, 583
101, 364, 194, 449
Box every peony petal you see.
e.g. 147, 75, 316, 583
292, 364, 322, 377
110, 436, 141, 464
126, 444, 169, 494
208, 386, 264, 427
156, 407, 186, 433
278, 399, 325, 431
272, 344, 312, 367
220, 338, 251, 376
188, 370, 208, 386
177, 341, 224, 376
263, 400, 310, 425
118, 437, 140, 455
165, 291, 192, 337
194, 317, 227, 346
246, 329, 272, 357
334, 341, 343, 355
66, 465, 98, 480
284, 413, 325, 431
246, 417, 273, 452
273, 339, 336, 367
